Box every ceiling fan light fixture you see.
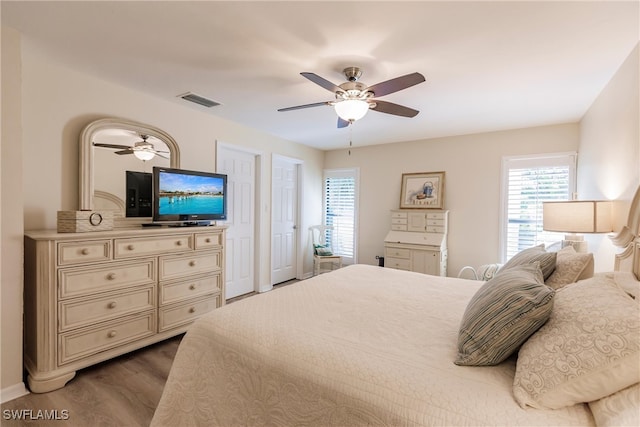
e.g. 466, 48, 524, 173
133, 149, 155, 161
334, 99, 369, 122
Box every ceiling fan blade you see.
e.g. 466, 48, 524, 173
114, 149, 134, 155
337, 117, 350, 128
278, 101, 331, 112
371, 100, 419, 118
154, 152, 170, 159
93, 142, 131, 150
365, 72, 425, 98
301, 72, 343, 94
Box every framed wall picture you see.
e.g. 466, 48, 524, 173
400, 171, 445, 209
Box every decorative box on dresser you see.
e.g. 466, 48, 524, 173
23, 226, 225, 393
384, 210, 448, 276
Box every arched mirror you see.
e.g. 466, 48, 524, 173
79, 118, 180, 226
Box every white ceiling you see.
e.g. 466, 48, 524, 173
3, 1, 639, 150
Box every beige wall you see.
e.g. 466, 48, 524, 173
1, 27, 28, 401
2, 28, 324, 397
578, 43, 640, 271
324, 124, 579, 276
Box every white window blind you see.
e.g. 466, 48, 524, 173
501, 153, 576, 261
323, 169, 358, 262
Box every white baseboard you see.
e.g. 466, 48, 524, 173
1, 382, 29, 404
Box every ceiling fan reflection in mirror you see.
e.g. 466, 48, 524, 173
93, 134, 169, 161
278, 67, 426, 128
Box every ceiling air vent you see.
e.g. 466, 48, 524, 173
178, 92, 221, 108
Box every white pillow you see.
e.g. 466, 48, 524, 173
513, 275, 640, 409
589, 383, 640, 427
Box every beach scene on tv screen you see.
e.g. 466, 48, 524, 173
158, 172, 224, 215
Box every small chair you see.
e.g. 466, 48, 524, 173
309, 225, 342, 276
457, 263, 503, 281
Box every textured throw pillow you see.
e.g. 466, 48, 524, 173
455, 263, 555, 366
545, 246, 594, 289
314, 244, 333, 256
500, 245, 557, 280
513, 275, 640, 409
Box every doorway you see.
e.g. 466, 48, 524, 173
217, 144, 258, 299
271, 155, 301, 284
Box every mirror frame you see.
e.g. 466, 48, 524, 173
79, 117, 181, 211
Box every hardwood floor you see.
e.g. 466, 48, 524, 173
2, 279, 299, 426
1, 335, 182, 426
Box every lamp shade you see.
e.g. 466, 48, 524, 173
334, 99, 369, 122
543, 200, 613, 233
133, 149, 155, 161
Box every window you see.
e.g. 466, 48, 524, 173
500, 153, 576, 262
323, 168, 359, 264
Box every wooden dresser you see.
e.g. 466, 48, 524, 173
384, 210, 448, 276
24, 226, 225, 393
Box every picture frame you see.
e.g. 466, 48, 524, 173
400, 171, 445, 209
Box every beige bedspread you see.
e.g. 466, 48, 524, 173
151, 264, 594, 426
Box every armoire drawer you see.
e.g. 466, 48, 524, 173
160, 274, 222, 306
58, 312, 156, 364
58, 286, 155, 331
58, 259, 156, 299
159, 251, 222, 282
159, 294, 221, 332
114, 235, 193, 259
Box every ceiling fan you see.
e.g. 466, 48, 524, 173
278, 67, 426, 128
93, 134, 169, 161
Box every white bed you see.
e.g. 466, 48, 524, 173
152, 189, 640, 427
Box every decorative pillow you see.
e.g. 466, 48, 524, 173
513, 275, 640, 409
455, 263, 555, 366
313, 244, 333, 256
545, 246, 594, 289
500, 245, 557, 280
588, 383, 640, 427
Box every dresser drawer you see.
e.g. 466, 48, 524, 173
160, 274, 222, 306
114, 235, 193, 259
58, 240, 111, 266
58, 259, 156, 299
159, 251, 222, 282
426, 219, 444, 226
159, 294, 221, 331
195, 232, 223, 250
391, 218, 408, 225
391, 211, 408, 219
385, 257, 411, 270
385, 247, 411, 259
58, 312, 156, 364
426, 212, 445, 219
426, 226, 446, 233
59, 286, 155, 331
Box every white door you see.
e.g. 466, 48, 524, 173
217, 146, 256, 299
271, 156, 298, 284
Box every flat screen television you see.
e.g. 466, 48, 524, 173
152, 166, 227, 225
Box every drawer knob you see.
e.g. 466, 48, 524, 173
188, 307, 196, 314
205, 238, 211, 243
189, 260, 197, 267
127, 244, 135, 251
176, 240, 183, 246
189, 284, 196, 290
106, 273, 116, 280
107, 330, 117, 338
108, 301, 117, 309
80, 248, 90, 255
